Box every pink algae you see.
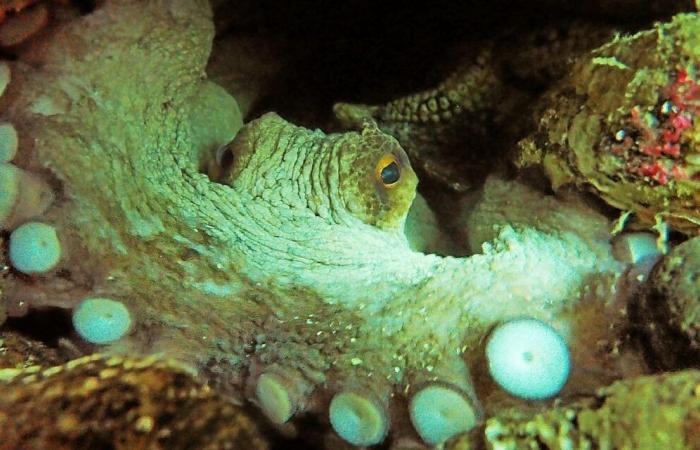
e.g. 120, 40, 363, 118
610, 68, 700, 185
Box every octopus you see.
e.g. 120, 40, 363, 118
333, 20, 619, 192
334, 7, 700, 239
0, 0, 699, 448
0, 0, 78, 49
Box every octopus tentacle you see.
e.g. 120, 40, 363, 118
0, 0, 632, 447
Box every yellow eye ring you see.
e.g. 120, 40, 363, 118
375, 154, 401, 187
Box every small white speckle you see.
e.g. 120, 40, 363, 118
351, 358, 362, 366
615, 130, 626, 141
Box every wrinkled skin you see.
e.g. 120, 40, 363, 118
216, 116, 417, 231
0, 0, 641, 447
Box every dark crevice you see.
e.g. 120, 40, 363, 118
3, 306, 74, 348
213, 0, 693, 129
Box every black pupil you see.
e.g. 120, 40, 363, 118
380, 161, 400, 185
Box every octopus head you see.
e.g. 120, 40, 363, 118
214, 114, 417, 232
337, 120, 418, 231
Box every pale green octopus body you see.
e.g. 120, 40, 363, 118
0, 1, 629, 448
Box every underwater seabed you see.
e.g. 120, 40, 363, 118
2, 0, 700, 449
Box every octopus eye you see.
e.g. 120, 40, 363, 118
375, 154, 401, 186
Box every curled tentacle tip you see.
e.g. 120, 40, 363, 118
0, 61, 9, 99
0, 122, 18, 163
0, 163, 19, 226
0, 163, 54, 230
255, 372, 296, 424
409, 384, 479, 445
333, 102, 378, 128
0, 3, 49, 47
0, 122, 19, 163
329, 390, 388, 446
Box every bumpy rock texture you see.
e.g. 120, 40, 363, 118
0, 350, 270, 450
518, 13, 700, 234
443, 370, 700, 450
636, 236, 700, 370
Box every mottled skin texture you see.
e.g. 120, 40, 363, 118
518, 13, 700, 234
334, 22, 617, 192
0, 1, 688, 448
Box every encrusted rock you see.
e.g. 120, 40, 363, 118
0, 353, 270, 450
442, 370, 700, 450
518, 13, 700, 234
635, 236, 700, 370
